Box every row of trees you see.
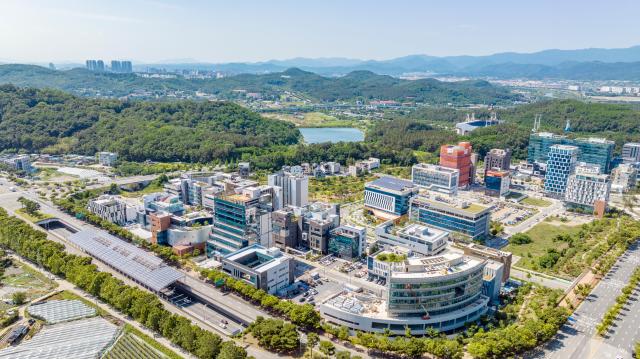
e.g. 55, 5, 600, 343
596, 267, 640, 336
0, 208, 247, 359
54, 195, 181, 265
200, 267, 321, 329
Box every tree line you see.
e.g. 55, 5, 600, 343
0, 208, 248, 359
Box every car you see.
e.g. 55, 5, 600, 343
303, 291, 310, 297
298, 297, 306, 302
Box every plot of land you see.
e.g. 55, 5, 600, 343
521, 197, 552, 207
103, 331, 166, 359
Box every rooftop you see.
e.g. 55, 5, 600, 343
366, 176, 416, 192
68, 229, 184, 291
411, 195, 491, 216
397, 223, 448, 243
224, 244, 288, 273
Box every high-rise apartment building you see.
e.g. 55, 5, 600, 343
543, 145, 579, 197
622, 143, 640, 163
564, 163, 611, 218
411, 163, 459, 195
440, 142, 474, 187
268, 170, 309, 207
483, 148, 511, 177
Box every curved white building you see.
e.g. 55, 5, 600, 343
320, 251, 489, 335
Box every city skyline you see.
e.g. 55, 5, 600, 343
1, 0, 639, 63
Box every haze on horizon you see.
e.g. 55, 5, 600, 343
1, 0, 639, 64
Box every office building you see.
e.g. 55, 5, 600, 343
611, 164, 638, 192
208, 186, 274, 255
320, 249, 489, 335
221, 245, 293, 294
328, 225, 366, 260
97, 152, 117, 167
143, 193, 185, 215
454, 242, 512, 282
440, 142, 474, 187
87, 195, 136, 226
238, 162, 251, 178
0, 154, 32, 173
484, 170, 510, 197
528, 133, 614, 173
367, 247, 413, 279
360, 157, 380, 171
622, 143, 640, 163
411, 163, 459, 195
409, 195, 491, 239
268, 170, 309, 207
375, 222, 448, 256
482, 261, 504, 305
271, 208, 300, 250
483, 148, 511, 177
564, 163, 611, 218
300, 202, 340, 254
544, 145, 579, 197
364, 176, 418, 218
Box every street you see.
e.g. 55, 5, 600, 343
530, 241, 640, 359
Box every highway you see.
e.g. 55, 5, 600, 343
530, 241, 640, 359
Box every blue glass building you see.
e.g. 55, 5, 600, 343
527, 132, 614, 173
364, 176, 418, 217
409, 196, 491, 239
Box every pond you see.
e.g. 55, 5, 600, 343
299, 127, 364, 144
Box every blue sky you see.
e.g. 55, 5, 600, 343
1, 0, 639, 63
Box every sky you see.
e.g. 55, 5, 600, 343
1, 0, 640, 64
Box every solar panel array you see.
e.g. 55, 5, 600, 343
28, 300, 96, 324
0, 317, 119, 359
68, 229, 184, 291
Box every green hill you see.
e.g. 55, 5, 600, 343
0, 64, 521, 105
0, 85, 299, 163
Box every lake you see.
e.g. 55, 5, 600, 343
299, 127, 364, 144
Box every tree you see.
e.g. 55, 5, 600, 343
336, 350, 351, 359
108, 183, 120, 195
319, 340, 335, 356
306, 332, 319, 356
510, 233, 532, 245
217, 341, 247, 359
18, 196, 40, 216
247, 317, 299, 353
12, 291, 26, 305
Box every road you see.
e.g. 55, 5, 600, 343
503, 198, 564, 237
510, 267, 572, 291
1, 178, 369, 358
529, 241, 640, 359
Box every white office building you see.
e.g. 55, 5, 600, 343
87, 195, 136, 225
411, 163, 459, 195
268, 170, 309, 207
564, 163, 610, 216
611, 164, 638, 192
221, 245, 293, 294
374, 222, 448, 256
622, 143, 640, 163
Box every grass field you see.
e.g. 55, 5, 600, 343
15, 208, 53, 223
505, 223, 582, 260
119, 182, 165, 198
310, 174, 374, 204
265, 111, 363, 128
521, 197, 552, 207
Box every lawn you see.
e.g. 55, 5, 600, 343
505, 217, 638, 278
15, 208, 53, 223
521, 197, 552, 207
310, 174, 375, 204
505, 223, 581, 260
119, 181, 165, 198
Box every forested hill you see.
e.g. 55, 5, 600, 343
379, 99, 640, 161
0, 64, 520, 105
0, 85, 300, 162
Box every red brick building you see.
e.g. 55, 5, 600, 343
440, 142, 474, 187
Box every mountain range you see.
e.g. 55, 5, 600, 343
129, 45, 640, 79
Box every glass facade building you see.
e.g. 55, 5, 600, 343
543, 145, 579, 197
208, 197, 251, 255
528, 133, 615, 173
364, 176, 418, 216
409, 196, 491, 239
